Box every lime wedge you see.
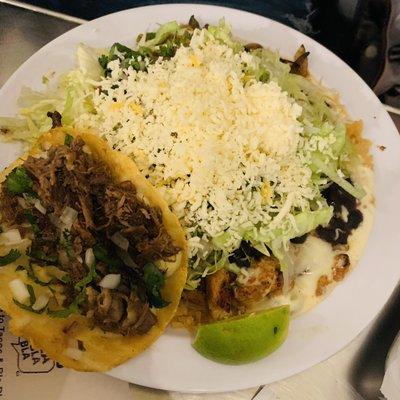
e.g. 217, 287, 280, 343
193, 305, 290, 365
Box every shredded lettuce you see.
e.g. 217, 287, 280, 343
142, 21, 180, 48
311, 153, 366, 199
0, 44, 101, 142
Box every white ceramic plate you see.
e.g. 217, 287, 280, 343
1, 3, 400, 393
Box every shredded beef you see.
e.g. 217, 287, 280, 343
0, 136, 180, 336
86, 287, 157, 335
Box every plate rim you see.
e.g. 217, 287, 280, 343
1, 3, 400, 393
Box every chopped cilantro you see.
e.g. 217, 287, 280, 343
64, 133, 73, 147
74, 262, 97, 291
60, 230, 73, 258
27, 284, 36, 305
24, 211, 39, 234
47, 290, 86, 318
98, 54, 109, 70
159, 42, 176, 58
13, 299, 45, 314
5, 167, 33, 196
17, 263, 56, 287
0, 249, 21, 266
143, 263, 169, 308
28, 247, 58, 265
59, 274, 71, 284
93, 244, 122, 270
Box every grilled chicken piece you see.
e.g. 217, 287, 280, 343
234, 256, 280, 303
205, 269, 234, 320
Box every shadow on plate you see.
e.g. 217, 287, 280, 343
349, 281, 400, 399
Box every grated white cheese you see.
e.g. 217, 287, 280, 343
76, 30, 325, 277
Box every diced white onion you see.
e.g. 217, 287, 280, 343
99, 274, 121, 289
63, 347, 83, 361
17, 197, 28, 209
32, 294, 50, 311
111, 232, 129, 251
33, 199, 46, 214
85, 248, 95, 268
0, 229, 22, 245
9, 279, 30, 303
60, 207, 78, 230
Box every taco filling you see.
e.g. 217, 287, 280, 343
0, 135, 181, 336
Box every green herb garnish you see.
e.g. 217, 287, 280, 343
24, 211, 40, 234
47, 290, 86, 318
143, 262, 169, 308
93, 244, 122, 270
64, 133, 73, 147
27, 284, 36, 305
13, 299, 45, 314
5, 167, 33, 195
28, 247, 57, 265
74, 262, 97, 291
60, 229, 73, 258
17, 263, 56, 287
59, 274, 71, 284
0, 249, 21, 266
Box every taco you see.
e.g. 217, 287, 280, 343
0, 127, 187, 371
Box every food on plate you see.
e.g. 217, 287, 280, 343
0, 128, 187, 371
193, 305, 289, 364
0, 15, 374, 364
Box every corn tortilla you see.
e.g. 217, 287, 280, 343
0, 127, 188, 371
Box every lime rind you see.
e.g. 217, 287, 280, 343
193, 305, 290, 365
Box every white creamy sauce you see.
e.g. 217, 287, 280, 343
252, 163, 375, 317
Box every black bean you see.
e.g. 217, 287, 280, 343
316, 226, 337, 243
322, 183, 357, 212
290, 234, 308, 244
228, 241, 264, 267
240, 241, 264, 260
228, 250, 250, 268
329, 217, 348, 231
347, 209, 363, 229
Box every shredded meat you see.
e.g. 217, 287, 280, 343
0, 194, 22, 226
22, 138, 178, 269
86, 287, 157, 335
0, 136, 180, 336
